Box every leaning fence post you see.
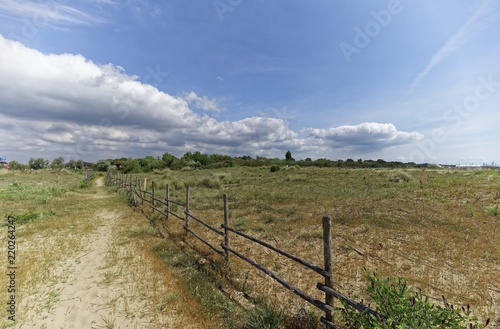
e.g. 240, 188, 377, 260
136, 177, 142, 205
185, 186, 190, 228
223, 194, 230, 264
166, 184, 170, 220
323, 215, 334, 324
151, 181, 155, 211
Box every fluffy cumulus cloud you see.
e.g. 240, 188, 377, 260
0, 35, 422, 162
182, 91, 225, 113
307, 123, 423, 149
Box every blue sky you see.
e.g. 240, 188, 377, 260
0, 0, 499, 165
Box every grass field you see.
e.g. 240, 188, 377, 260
130, 166, 500, 324
1, 167, 499, 327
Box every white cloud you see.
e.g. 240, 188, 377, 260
0, 34, 422, 163
182, 91, 225, 113
0, 0, 104, 26
306, 123, 423, 149
408, 0, 500, 93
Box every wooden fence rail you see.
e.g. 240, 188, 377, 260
106, 171, 408, 329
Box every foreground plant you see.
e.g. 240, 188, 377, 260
340, 272, 491, 329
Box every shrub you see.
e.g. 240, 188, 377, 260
270, 165, 280, 172
339, 272, 487, 329
197, 177, 221, 189
389, 171, 413, 183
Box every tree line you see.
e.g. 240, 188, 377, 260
7, 151, 439, 173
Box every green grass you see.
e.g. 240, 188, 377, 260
153, 241, 238, 323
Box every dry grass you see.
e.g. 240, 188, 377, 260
127, 166, 500, 324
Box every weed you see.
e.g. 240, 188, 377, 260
235, 217, 248, 230
127, 226, 160, 238
98, 313, 116, 329
102, 269, 122, 284
236, 302, 285, 329
8, 210, 40, 225
486, 204, 499, 217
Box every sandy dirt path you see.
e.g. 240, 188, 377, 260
12, 177, 197, 329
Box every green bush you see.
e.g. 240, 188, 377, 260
270, 165, 280, 172
339, 272, 488, 329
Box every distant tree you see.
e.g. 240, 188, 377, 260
346, 158, 358, 168
170, 158, 188, 170
28, 157, 49, 170
285, 150, 292, 161
8, 161, 27, 170
314, 158, 333, 167
123, 159, 142, 173
94, 160, 110, 172
182, 151, 210, 168
161, 153, 177, 168
76, 159, 84, 170
138, 156, 162, 172
50, 157, 65, 170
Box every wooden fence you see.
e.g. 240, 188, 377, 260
84, 170, 95, 184
106, 171, 406, 329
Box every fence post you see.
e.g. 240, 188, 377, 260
223, 194, 230, 264
151, 180, 155, 210
135, 177, 141, 205
185, 186, 190, 228
166, 184, 170, 220
129, 175, 132, 192
323, 215, 334, 324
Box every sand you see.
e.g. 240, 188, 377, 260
11, 177, 182, 329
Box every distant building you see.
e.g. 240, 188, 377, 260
0, 156, 10, 169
